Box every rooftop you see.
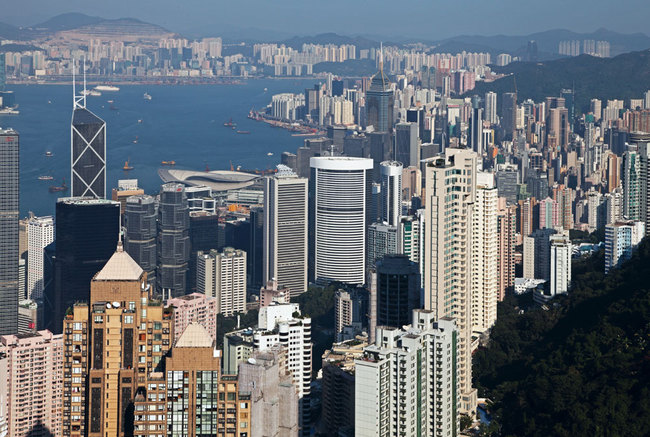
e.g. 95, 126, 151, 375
94, 243, 143, 281
175, 323, 214, 348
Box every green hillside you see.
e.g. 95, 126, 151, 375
467, 50, 650, 112
474, 242, 650, 436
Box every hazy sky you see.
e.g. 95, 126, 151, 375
5, 0, 650, 40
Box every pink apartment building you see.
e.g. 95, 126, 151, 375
0, 330, 63, 437
166, 293, 218, 343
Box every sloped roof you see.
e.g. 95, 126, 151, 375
94, 244, 143, 281
175, 323, 214, 348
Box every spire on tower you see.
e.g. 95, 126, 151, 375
72, 57, 86, 110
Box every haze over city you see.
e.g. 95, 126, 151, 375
4, 0, 650, 39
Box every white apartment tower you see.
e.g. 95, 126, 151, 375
196, 248, 247, 316
263, 167, 308, 296
423, 148, 478, 413
310, 157, 373, 284
472, 173, 498, 335
549, 234, 572, 297
355, 310, 459, 437
27, 215, 55, 300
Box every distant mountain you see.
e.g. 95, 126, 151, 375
29, 12, 104, 32
438, 28, 650, 57
466, 49, 650, 112
0, 13, 174, 41
280, 33, 378, 50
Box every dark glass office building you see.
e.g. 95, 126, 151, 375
157, 183, 190, 298
44, 198, 119, 333
71, 107, 106, 198
366, 64, 394, 133
0, 128, 19, 335
124, 194, 157, 287
375, 255, 420, 328
188, 210, 220, 292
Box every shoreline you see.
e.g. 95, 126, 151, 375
6, 76, 332, 86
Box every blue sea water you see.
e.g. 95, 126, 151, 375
2, 79, 316, 216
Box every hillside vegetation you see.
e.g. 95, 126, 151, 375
474, 243, 650, 436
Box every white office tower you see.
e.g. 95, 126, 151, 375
355, 310, 459, 437
310, 157, 373, 284
549, 234, 572, 297
472, 173, 498, 336
622, 145, 641, 220
27, 215, 55, 300
263, 167, 308, 296
604, 190, 623, 225
398, 213, 423, 267
380, 161, 403, 227
423, 148, 478, 413
196, 248, 247, 316
484, 91, 498, 124
605, 220, 645, 273
587, 190, 604, 233
254, 304, 312, 435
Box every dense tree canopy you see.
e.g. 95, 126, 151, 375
474, 242, 650, 436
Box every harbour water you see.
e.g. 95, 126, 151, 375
2, 79, 316, 216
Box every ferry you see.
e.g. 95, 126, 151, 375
123, 160, 133, 171
161, 160, 176, 166
143, 92, 152, 101
49, 178, 68, 193
94, 85, 120, 92
38, 175, 54, 181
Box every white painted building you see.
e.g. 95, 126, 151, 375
355, 310, 459, 437
196, 247, 246, 316
27, 215, 55, 300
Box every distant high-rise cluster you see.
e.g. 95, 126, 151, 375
559, 39, 610, 57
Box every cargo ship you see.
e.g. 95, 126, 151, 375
38, 175, 54, 181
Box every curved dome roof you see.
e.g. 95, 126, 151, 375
158, 169, 260, 192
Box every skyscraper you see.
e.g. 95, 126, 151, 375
355, 311, 459, 437
549, 234, 572, 297
62, 243, 173, 436
372, 255, 420, 329
366, 222, 399, 267
469, 107, 484, 156
423, 148, 478, 413
0, 128, 18, 335
71, 86, 106, 198
310, 157, 373, 284
263, 167, 308, 296
394, 122, 419, 167
485, 91, 498, 125
124, 194, 157, 286
497, 200, 517, 300
0, 330, 63, 437
44, 198, 120, 334
157, 183, 190, 298
196, 248, 247, 316
501, 92, 517, 141
379, 161, 403, 227
472, 174, 498, 335
365, 50, 394, 132
622, 144, 641, 220
27, 215, 55, 300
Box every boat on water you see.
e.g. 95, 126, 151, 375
38, 175, 54, 181
45, 151, 53, 157
89, 90, 101, 97
138, 119, 143, 123
236, 130, 251, 134
49, 178, 68, 193
133, 136, 138, 144
123, 160, 133, 171
94, 85, 120, 92
0, 107, 19, 115
161, 160, 176, 166
224, 118, 237, 128
267, 152, 274, 156
143, 92, 152, 101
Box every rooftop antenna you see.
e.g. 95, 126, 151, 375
72, 57, 86, 110
379, 42, 384, 73
83, 56, 87, 108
